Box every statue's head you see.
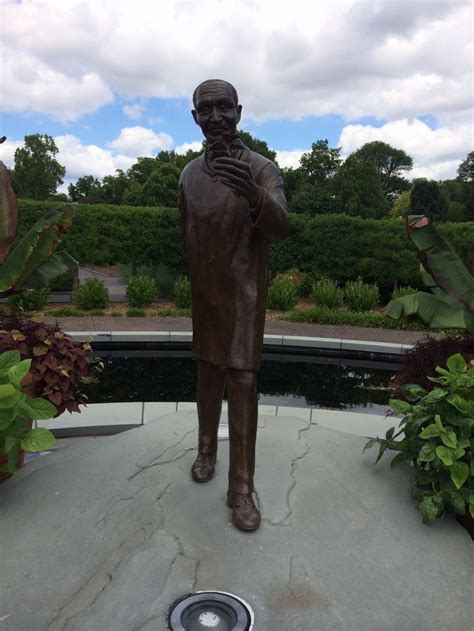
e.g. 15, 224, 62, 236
192, 79, 242, 143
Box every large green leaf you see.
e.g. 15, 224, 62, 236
8, 359, 31, 388
21, 250, 78, 290
0, 161, 18, 264
20, 397, 57, 420
384, 292, 474, 332
20, 427, 55, 452
0, 384, 16, 399
406, 215, 474, 315
449, 461, 469, 490
0, 350, 21, 372
0, 207, 74, 292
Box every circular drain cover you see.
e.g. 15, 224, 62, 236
168, 591, 254, 630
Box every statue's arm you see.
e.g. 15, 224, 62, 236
178, 183, 187, 243
249, 162, 290, 243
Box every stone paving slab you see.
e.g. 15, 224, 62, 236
0, 412, 471, 630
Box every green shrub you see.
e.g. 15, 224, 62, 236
48, 269, 75, 292
126, 308, 146, 317
283, 307, 425, 330
267, 277, 299, 310
48, 307, 85, 317
111, 310, 123, 317
74, 277, 109, 310
311, 278, 344, 309
391, 285, 417, 300
89, 310, 105, 316
126, 275, 157, 308
364, 353, 474, 524
16, 201, 474, 289
173, 275, 192, 309
6, 288, 49, 311
344, 277, 380, 311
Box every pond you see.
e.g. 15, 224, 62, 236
82, 350, 397, 415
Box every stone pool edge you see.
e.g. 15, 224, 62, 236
67, 330, 415, 355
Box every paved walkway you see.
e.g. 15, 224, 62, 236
43, 314, 428, 346
1, 411, 471, 630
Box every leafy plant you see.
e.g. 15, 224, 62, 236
126, 275, 156, 308
267, 276, 299, 311
173, 275, 192, 309
48, 307, 85, 317
393, 333, 474, 394
344, 277, 380, 312
111, 310, 123, 317
311, 278, 344, 309
364, 353, 473, 524
283, 306, 425, 331
391, 285, 416, 300
126, 308, 146, 317
385, 216, 474, 332
0, 349, 57, 476
74, 277, 109, 310
6, 288, 49, 311
0, 313, 93, 415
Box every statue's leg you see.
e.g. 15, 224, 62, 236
226, 368, 261, 530
191, 359, 226, 483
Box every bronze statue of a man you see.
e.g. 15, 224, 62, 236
179, 79, 289, 530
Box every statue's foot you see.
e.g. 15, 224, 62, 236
191, 453, 216, 483
227, 490, 261, 531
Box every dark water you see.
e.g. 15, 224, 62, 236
82, 351, 396, 415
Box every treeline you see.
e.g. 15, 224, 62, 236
9, 133, 474, 222
16, 200, 474, 296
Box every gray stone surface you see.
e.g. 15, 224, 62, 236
0, 412, 472, 630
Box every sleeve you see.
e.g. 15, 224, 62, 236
249, 161, 290, 243
178, 180, 187, 244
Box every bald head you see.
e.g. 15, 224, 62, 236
193, 79, 238, 108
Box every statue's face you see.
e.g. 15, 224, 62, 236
192, 82, 242, 143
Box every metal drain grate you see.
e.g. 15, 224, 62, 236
168, 591, 254, 630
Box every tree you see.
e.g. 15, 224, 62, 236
141, 162, 180, 207
352, 141, 412, 200
300, 139, 341, 181
12, 134, 66, 200
457, 151, 474, 182
333, 156, 390, 219
410, 179, 447, 222
390, 190, 411, 218
68, 175, 102, 202
100, 170, 130, 205
237, 131, 277, 163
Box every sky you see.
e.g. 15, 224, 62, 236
0, 0, 473, 193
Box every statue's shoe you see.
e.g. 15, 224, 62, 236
226, 490, 261, 531
191, 453, 216, 483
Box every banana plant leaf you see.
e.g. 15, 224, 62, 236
0, 161, 18, 264
406, 215, 474, 315
20, 250, 78, 290
0, 207, 74, 293
384, 291, 474, 333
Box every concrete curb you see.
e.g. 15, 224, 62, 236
67, 330, 414, 355
38, 401, 397, 440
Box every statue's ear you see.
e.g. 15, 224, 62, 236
192, 109, 198, 125
236, 105, 242, 124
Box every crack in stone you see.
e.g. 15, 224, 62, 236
47, 483, 172, 631
265, 420, 316, 528
95, 496, 135, 529
128, 428, 196, 482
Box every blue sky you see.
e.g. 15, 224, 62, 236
0, 0, 472, 188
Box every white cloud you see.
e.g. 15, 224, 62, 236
123, 104, 147, 121
175, 141, 203, 155
0, 139, 23, 168
0, 0, 471, 126
275, 150, 305, 169
107, 126, 173, 157
339, 118, 472, 180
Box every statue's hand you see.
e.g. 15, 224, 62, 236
213, 156, 261, 207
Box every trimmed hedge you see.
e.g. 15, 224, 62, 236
283, 307, 426, 331
17, 200, 474, 290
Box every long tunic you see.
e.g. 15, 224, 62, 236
179, 146, 289, 370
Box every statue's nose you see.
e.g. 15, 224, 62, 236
209, 107, 222, 122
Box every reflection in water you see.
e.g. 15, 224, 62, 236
81, 351, 396, 415
82, 351, 397, 414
